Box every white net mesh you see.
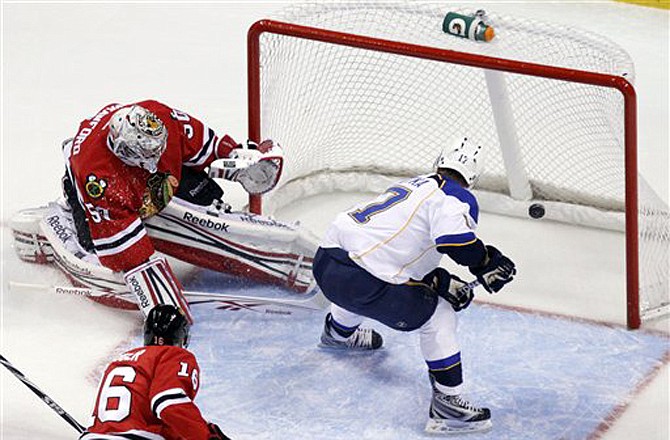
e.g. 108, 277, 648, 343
254, 3, 669, 321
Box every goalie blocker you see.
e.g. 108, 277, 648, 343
11, 197, 319, 311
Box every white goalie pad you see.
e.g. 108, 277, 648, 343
11, 196, 320, 309
11, 205, 55, 264
123, 256, 194, 324
10, 202, 136, 310
145, 197, 319, 293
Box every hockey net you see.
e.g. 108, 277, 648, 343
247, 3, 669, 328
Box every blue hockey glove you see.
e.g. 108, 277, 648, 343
422, 268, 474, 312
469, 245, 516, 293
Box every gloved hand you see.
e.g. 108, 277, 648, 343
210, 139, 284, 194
469, 245, 516, 293
422, 268, 474, 312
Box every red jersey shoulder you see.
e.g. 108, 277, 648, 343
150, 345, 201, 394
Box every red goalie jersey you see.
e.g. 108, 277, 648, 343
64, 100, 238, 272
81, 345, 214, 440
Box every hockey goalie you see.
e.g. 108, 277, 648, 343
11, 100, 320, 322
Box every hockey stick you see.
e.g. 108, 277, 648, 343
9, 281, 329, 316
458, 279, 481, 296
0, 354, 85, 434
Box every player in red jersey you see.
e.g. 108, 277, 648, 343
81, 305, 231, 440
11, 100, 321, 317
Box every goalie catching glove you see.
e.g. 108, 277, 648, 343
422, 268, 474, 312
209, 139, 284, 194
469, 245, 516, 293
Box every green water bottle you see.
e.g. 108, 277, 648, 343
443, 11, 495, 42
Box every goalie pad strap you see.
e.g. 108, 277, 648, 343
123, 256, 193, 323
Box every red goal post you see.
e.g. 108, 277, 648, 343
247, 17, 643, 328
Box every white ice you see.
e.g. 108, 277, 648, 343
1, 2, 668, 440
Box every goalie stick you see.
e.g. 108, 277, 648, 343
9, 281, 329, 316
0, 354, 85, 434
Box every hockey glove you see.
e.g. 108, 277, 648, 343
208, 422, 232, 440
469, 245, 516, 293
422, 268, 474, 312
176, 167, 224, 206
209, 139, 284, 194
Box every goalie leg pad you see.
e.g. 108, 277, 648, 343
145, 199, 319, 293
11, 206, 55, 264
123, 256, 194, 324
20, 202, 134, 309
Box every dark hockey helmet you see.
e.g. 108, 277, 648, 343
144, 305, 190, 348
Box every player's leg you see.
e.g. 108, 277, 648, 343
420, 299, 492, 434
313, 246, 441, 349
313, 247, 385, 349
319, 303, 383, 350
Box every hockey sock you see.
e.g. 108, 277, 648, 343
328, 314, 359, 340
427, 352, 463, 395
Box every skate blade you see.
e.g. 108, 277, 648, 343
425, 418, 492, 435
317, 342, 384, 352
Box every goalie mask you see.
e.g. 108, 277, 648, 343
107, 105, 168, 173
434, 136, 484, 188
144, 305, 190, 348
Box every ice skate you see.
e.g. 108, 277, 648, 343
425, 375, 492, 435
319, 313, 383, 350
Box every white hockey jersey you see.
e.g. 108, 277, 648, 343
322, 174, 480, 284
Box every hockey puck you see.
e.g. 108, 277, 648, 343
528, 203, 545, 219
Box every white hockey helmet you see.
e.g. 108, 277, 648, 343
434, 136, 484, 188
107, 105, 168, 173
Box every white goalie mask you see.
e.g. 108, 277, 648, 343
107, 105, 168, 173
434, 136, 484, 188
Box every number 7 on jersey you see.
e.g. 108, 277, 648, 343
348, 186, 412, 224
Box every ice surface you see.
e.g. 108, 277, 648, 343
2, 2, 668, 440
115, 275, 668, 440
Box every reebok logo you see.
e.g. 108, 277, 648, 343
183, 212, 229, 232
127, 275, 150, 309
46, 215, 72, 242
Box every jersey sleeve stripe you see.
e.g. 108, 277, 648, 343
184, 127, 217, 167
92, 218, 144, 246
93, 222, 147, 257
151, 388, 191, 419
154, 396, 192, 419
435, 232, 477, 246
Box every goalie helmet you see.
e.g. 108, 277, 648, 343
434, 136, 484, 188
144, 305, 190, 348
107, 105, 168, 173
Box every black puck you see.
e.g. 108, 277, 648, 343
529, 203, 545, 219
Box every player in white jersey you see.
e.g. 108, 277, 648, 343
312, 136, 516, 435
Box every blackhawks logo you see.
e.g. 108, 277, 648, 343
85, 174, 108, 199
140, 172, 179, 219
